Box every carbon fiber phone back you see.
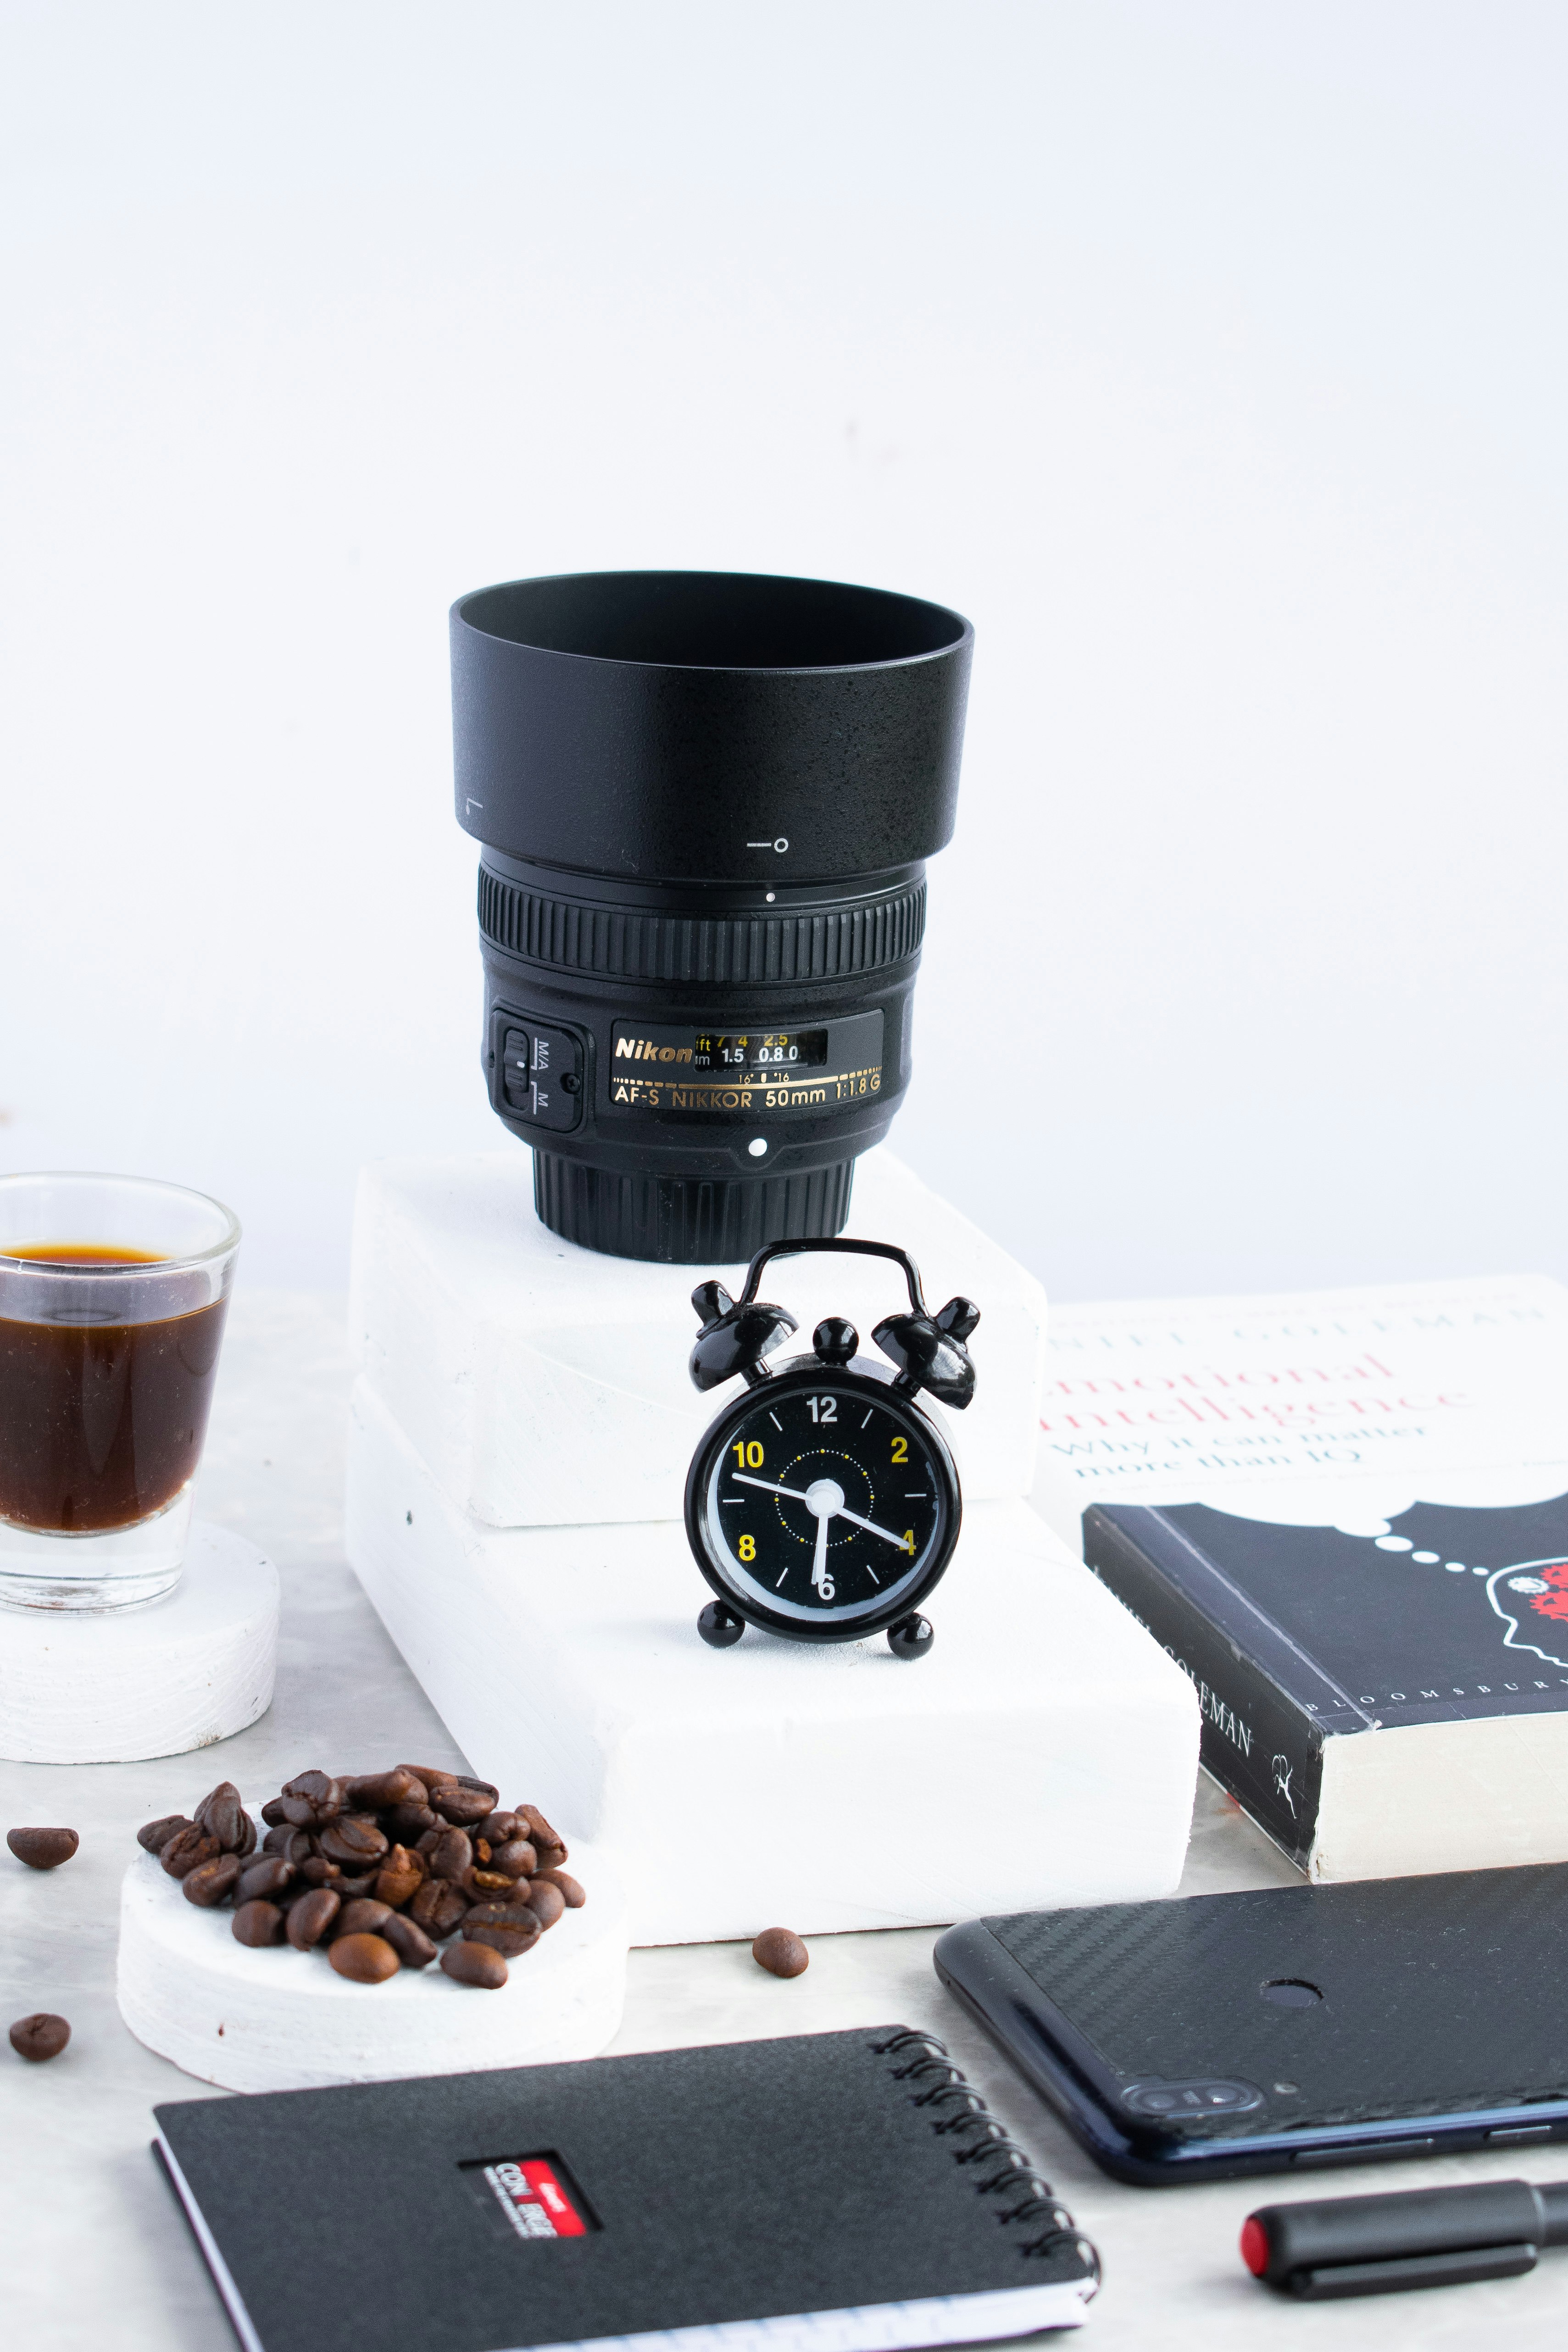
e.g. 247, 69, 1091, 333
984, 1865, 1568, 2134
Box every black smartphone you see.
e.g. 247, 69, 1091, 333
934, 1864, 1568, 2186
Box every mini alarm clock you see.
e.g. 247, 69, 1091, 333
683, 1237, 979, 1659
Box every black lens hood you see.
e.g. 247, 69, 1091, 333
450, 569, 972, 886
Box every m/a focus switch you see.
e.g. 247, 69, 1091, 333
500, 1023, 583, 1133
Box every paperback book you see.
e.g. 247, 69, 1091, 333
1029, 1275, 1568, 1880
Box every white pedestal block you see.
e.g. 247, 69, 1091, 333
349, 1147, 1047, 1529
345, 1380, 1201, 1944
0, 1524, 277, 1764
117, 1835, 628, 2093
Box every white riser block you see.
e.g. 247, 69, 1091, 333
345, 1380, 1200, 1944
0, 1525, 277, 1764
348, 1147, 1046, 1529
117, 1835, 628, 2094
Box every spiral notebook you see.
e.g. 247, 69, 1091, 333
153, 2028, 1098, 2352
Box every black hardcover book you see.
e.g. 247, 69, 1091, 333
153, 2029, 1098, 2352
1082, 1491, 1568, 1879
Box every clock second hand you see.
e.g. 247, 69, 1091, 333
730, 1471, 914, 1553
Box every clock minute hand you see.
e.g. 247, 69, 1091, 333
834, 1504, 917, 1552
730, 1474, 913, 1554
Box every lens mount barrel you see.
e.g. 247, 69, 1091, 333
451, 570, 972, 1262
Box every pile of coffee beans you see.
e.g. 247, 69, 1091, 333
138, 1767, 584, 1991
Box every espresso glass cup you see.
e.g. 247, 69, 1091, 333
0, 1173, 240, 1611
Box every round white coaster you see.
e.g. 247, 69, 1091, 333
117, 1834, 628, 2093
0, 1523, 278, 1764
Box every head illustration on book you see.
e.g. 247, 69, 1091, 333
1487, 1557, 1568, 1670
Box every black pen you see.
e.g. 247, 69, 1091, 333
1242, 2177, 1568, 2300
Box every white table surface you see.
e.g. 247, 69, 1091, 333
1, 1289, 1563, 2350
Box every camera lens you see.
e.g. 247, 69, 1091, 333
451, 569, 973, 1262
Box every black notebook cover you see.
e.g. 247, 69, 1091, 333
1083, 1490, 1568, 1863
153, 2029, 1096, 2352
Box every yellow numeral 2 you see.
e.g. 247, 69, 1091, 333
891, 1435, 908, 1464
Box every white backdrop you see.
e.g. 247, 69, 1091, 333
2, 2, 1565, 1298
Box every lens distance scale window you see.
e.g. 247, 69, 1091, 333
609, 1012, 883, 1119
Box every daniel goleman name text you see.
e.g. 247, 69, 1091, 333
1092, 1581, 1255, 1757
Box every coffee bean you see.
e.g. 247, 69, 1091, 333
488, 1838, 537, 1880
161, 1825, 221, 1879
260, 1797, 290, 1827
374, 1845, 425, 1908
534, 1868, 585, 1909
441, 1939, 508, 1989
429, 1783, 494, 1827
478, 1811, 522, 1846
278, 1771, 345, 1828
752, 1927, 809, 1978
183, 1854, 243, 1908
233, 1900, 285, 1947
525, 1880, 566, 1931
469, 1869, 515, 1893
381, 1912, 439, 1969
10, 2013, 70, 2062
299, 1854, 343, 1888
518, 1805, 568, 1865
335, 1869, 382, 1900
137, 1815, 190, 1854
410, 1878, 470, 1939
328, 1933, 399, 1984
285, 1887, 341, 1950
7, 1827, 79, 1870
398, 1764, 455, 1789
462, 1902, 541, 1959
262, 1825, 314, 1864
334, 1898, 393, 1940
193, 1782, 254, 1855
383, 1802, 438, 1841
236, 1856, 295, 1905
344, 1768, 427, 1811
318, 1816, 388, 1869
429, 1827, 473, 1883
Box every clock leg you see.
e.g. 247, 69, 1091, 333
698, 1600, 747, 1649
887, 1612, 933, 1661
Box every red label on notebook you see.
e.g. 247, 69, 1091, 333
477, 2155, 590, 2240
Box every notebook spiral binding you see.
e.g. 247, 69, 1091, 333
870, 2030, 1102, 2296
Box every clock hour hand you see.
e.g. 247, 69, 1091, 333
731, 1471, 823, 1504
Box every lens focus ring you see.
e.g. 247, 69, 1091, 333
478, 870, 925, 987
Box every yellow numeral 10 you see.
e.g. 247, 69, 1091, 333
733, 1440, 765, 1469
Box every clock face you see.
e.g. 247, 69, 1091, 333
690, 1368, 956, 1634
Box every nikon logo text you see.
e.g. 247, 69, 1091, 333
615, 1038, 694, 1063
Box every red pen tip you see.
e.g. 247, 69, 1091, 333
1239, 2217, 1268, 2277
